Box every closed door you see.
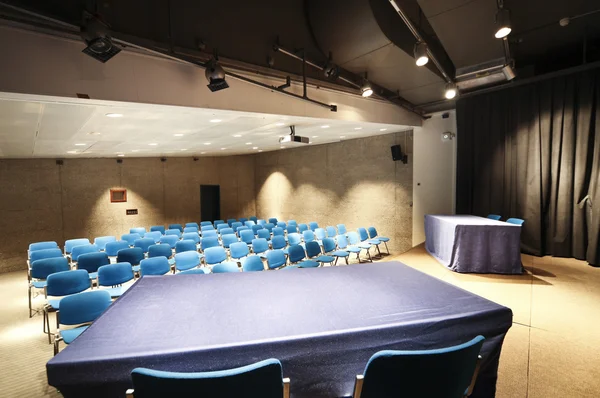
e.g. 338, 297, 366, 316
200, 185, 220, 222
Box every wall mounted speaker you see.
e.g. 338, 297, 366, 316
391, 145, 408, 164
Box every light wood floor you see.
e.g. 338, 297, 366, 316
1, 245, 599, 397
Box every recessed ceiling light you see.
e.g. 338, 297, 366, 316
173, 134, 184, 137
221, 148, 226, 150
117, 154, 125, 157
204, 142, 211, 145
210, 119, 222, 123
312, 135, 318, 138
181, 149, 187, 151
252, 147, 258, 150
258, 150, 263, 152
340, 136, 346, 138
105, 113, 123, 118
233, 134, 242, 138
201, 152, 206, 154
88, 131, 101, 136
354, 127, 362, 130
321, 125, 330, 128
275, 122, 285, 126
131, 149, 139, 152
148, 143, 158, 146
380, 128, 387, 131
280, 146, 286, 149
74, 143, 86, 146
245, 142, 252, 145
67, 150, 77, 154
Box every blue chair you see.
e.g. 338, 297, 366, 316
239, 218, 248, 224
252, 238, 270, 257
130, 227, 146, 236
287, 220, 297, 227
348, 231, 372, 262
175, 239, 197, 254
116, 247, 144, 273
305, 241, 324, 264
150, 225, 166, 234
128, 358, 288, 397
97, 262, 135, 298
236, 226, 250, 235
272, 227, 285, 237
140, 257, 171, 276
184, 226, 199, 233
352, 336, 485, 398
358, 227, 380, 256
77, 252, 110, 281
200, 221, 213, 227
29, 241, 59, 254
134, 238, 156, 254
53, 290, 112, 355
220, 227, 235, 236
230, 242, 250, 260
65, 238, 91, 255
245, 220, 256, 227
148, 244, 174, 262
242, 255, 264, 272
240, 229, 255, 245
232, 222, 243, 231
257, 229, 271, 241
286, 225, 298, 235
214, 220, 226, 227
326, 226, 337, 238
506, 218, 525, 226
28, 257, 70, 317
159, 235, 179, 248
257, 219, 266, 226
227, 218, 237, 227
174, 251, 202, 272
94, 236, 117, 251
105, 240, 130, 257
286, 233, 302, 250
276, 221, 286, 229
308, 222, 319, 231
266, 250, 287, 270
222, 234, 239, 249
212, 262, 240, 273
44, 269, 91, 343
71, 244, 99, 263
169, 224, 183, 232
302, 230, 315, 245
121, 233, 142, 246
268, 217, 278, 224
177, 268, 209, 275
281, 265, 301, 270
264, 223, 275, 233
249, 216, 258, 222
252, 225, 264, 235
201, 225, 215, 232
30, 248, 63, 264
337, 224, 348, 235
201, 237, 220, 252
271, 235, 287, 250
202, 230, 218, 239
185, 222, 200, 229
367, 227, 390, 254
314, 228, 327, 244
204, 247, 228, 266
486, 214, 502, 221
182, 232, 201, 245
333, 235, 352, 265
318, 238, 337, 266
165, 229, 182, 238
298, 223, 308, 233
287, 245, 319, 268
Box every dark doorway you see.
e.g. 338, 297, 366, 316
200, 185, 220, 222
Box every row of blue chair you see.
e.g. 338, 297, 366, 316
486, 214, 525, 225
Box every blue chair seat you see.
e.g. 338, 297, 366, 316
47, 298, 61, 310
299, 260, 319, 268
168, 258, 176, 266
347, 246, 362, 253
132, 265, 140, 273
32, 280, 47, 289
367, 239, 381, 245
282, 265, 300, 270
316, 255, 335, 263
102, 285, 128, 298
88, 272, 98, 280
60, 326, 89, 344
358, 243, 371, 249
282, 248, 289, 255
332, 250, 350, 257
377, 236, 390, 242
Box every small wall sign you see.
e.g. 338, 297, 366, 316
126, 209, 138, 215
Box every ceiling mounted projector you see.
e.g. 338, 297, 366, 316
205, 58, 229, 92
80, 13, 121, 63
279, 126, 310, 145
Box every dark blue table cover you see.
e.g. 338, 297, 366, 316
425, 215, 523, 274
47, 262, 512, 397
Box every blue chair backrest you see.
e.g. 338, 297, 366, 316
58, 290, 112, 326
29, 241, 59, 252
302, 230, 315, 243
227, 218, 237, 227
148, 244, 173, 259
236, 226, 250, 235
134, 238, 156, 253
326, 226, 337, 238
77, 252, 110, 273
257, 219, 266, 226
230, 242, 249, 259
347, 231, 361, 245
184, 226, 199, 233
264, 223, 275, 232
486, 214, 502, 221
252, 225, 264, 234
216, 223, 229, 232
182, 232, 201, 244
169, 224, 183, 232
177, 268, 208, 275
244, 220, 256, 227
30, 248, 63, 263
358, 227, 370, 242
271, 235, 287, 250
214, 220, 226, 226
272, 227, 285, 237
315, 228, 327, 240
150, 225, 166, 234
268, 217, 278, 224
30, 257, 70, 280
252, 238, 269, 254
105, 240, 130, 256
220, 227, 235, 236
276, 221, 286, 229
116, 247, 144, 266
130, 227, 146, 236
298, 224, 308, 233
367, 227, 379, 239
242, 255, 264, 272
305, 241, 322, 258
185, 222, 200, 229
337, 224, 347, 235
140, 256, 171, 276
240, 229, 255, 245
121, 233, 141, 246
249, 216, 258, 222
200, 221, 213, 227
201, 237, 220, 252
266, 250, 286, 269
232, 222, 243, 230
286, 225, 298, 234
71, 244, 99, 262
46, 269, 90, 297
204, 247, 227, 265
359, 336, 485, 398
336, 234, 349, 249
506, 218, 525, 226
222, 234, 239, 249
165, 229, 182, 238
65, 238, 91, 254
212, 262, 239, 273
202, 230, 218, 239
288, 233, 302, 246
159, 235, 179, 248
94, 236, 117, 250
175, 239, 197, 254
308, 222, 319, 231
257, 229, 271, 241
287, 220, 297, 226
174, 251, 201, 271
288, 245, 306, 263
97, 262, 134, 286
201, 225, 215, 232
239, 218, 248, 223
322, 238, 337, 253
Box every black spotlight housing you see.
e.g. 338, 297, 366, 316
205, 58, 229, 92
81, 13, 121, 63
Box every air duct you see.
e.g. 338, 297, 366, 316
455, 58, 516, 91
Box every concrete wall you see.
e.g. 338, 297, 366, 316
0, 156, 255, 273
254, 131, 414, 254
412, 111, 457, 245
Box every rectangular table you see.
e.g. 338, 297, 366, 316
425, 215, 523, 274
47, 262, 512, 398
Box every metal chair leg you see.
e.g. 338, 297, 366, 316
384, 241, 389, 254
28, 285, 32, 318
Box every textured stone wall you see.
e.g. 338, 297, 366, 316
255, 131, 413, 254
0, 156, 255, 273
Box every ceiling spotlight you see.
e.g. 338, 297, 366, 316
131, 149, 139, 152
275, 122, 285, 126
233, 134, 242, 138
445, 82, 458, 99
173, 134, 184, 137
252, 147, 258, 150
210, 119, 222, 123
258, 150, 263, 152
201, 152, 206, 154
148, 143, 158, 146
221, 148, 226, 150
494, 6, 512, 39
361, 81, 373, 97
205, 58, 229, 92
354, 127, 362, 130
245, 142, 252, 145
312, 136, 318, 138
105, 113, 123, 118
414, 42, 429, 66
117, 154, 125, 157
80, 13, 121, 63
321, 125, 330, 129
340, 136, 346, 138
67, 150, 77, 154
75, 143, 86, 146
204, 142, 211, 145
181, 149, 187, 151
380, 128, 387, 131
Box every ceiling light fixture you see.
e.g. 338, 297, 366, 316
210, 119, 222, 123
494, 1, 512, 39
275, 122, 285, 126
221, 148, 226, 150
445, 82, 458, 99
340, 135, 346, 138
67, 150, 77, 154
205, 58, 229, 92
204, 142, 211, 145
380, 128, 387, 131
312, 136, 318, 138
252, 147, 258, 150
148, 143, 158, 146
414, 42, 429, 66
117, 154, 125, 157
131, 149, 139, 152
258, 150, 263, 152
201, 152, 206, 154
321, 125, 330, 129
80, 13, 121, 63
75, 143, 86, 146
105, 113, 123, 118
245, 142, 252, 145
233, 134, 242, 138
173, 134, 184, 137
360, 81, 373, 97
354, 127, 362, 130
181, 149, 188, 151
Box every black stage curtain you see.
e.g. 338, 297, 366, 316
456, 67, 600, 266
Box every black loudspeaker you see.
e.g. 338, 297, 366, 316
391, 145, 408, 164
